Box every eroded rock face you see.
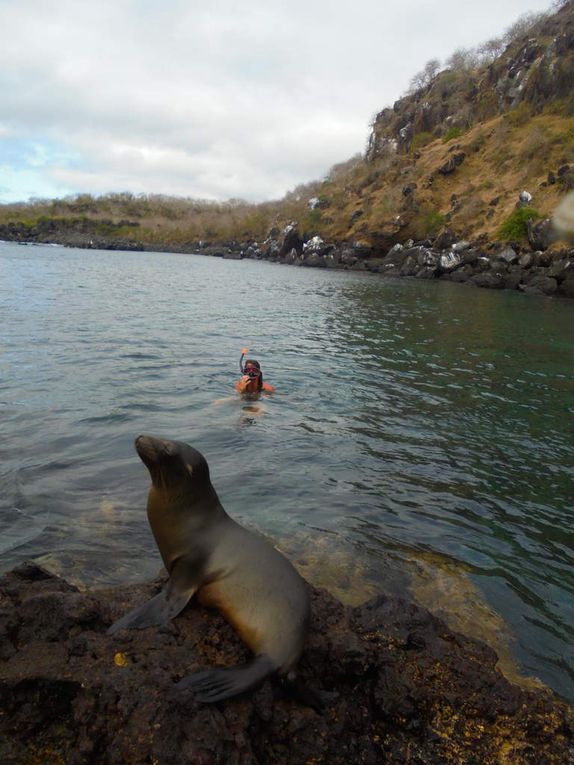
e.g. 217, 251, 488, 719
278, 223, 304, 258
0, 563, 573, 765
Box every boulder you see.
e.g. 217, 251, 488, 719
448, 265, 474, 283
301, 253, 326, 268
462, 248, 480, 265
400, 251, 420, 276
383, 243, 407, 268
438, 252, 463, 272
438, 152, 466, 175
469, 272, 506, 289
278, 223, 303, 258
497, 246, 519, 265
521, 276, 558, 296
475, 256, 492, 272
263, 238, 280, 259
325, 250, 342, 269
340, 247, 358, 266
527, 218, 555, 251
242, 243, 262, 259
559, 273, 574, 297
282, 248, 299, 265
351, 240, 375, 259
519, 253, 534, 268
547, 255, 573, 282
533, 250, 554, 268
433, 228, 457, 250
503, 266, 524, 290
415, 267, 437, 279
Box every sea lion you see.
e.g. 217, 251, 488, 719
107, 435, 309, 703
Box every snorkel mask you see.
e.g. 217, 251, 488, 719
240, 349, 263, 387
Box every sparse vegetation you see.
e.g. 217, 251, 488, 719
498, 207, 541, 241
411, 207, 447, 239
442, 127, 465, 143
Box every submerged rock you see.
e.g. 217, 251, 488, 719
0, 562, 572, 765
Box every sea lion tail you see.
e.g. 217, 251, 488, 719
173, 654, 275, 703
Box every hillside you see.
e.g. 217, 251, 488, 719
1, 0, 574, 256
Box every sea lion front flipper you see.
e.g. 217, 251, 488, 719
106, 584, 195, 635
174, 654, 275, 703
107, 589, 172, 634
107, 555, 204, 635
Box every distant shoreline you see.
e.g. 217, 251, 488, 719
2, 230, 574, 300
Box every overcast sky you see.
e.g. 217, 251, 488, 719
0, 0, 556, 204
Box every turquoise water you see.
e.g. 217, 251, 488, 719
1, 242, 573, 701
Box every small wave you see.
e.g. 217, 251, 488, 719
77, 412, 135, 425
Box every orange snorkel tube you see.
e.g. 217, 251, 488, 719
239, 347, 249, 374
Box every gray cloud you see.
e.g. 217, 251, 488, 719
0, 0, 554, 202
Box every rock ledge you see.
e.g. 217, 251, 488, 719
1, 562, 572, 764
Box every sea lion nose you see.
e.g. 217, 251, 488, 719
135, 435, 175, 458
135, 434, 161, 459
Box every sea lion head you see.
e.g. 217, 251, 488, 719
135, 434, 211, 495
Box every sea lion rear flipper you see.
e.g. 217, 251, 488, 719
107, 585, 195, 635
174, 654, 275, 703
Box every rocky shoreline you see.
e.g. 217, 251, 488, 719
0, 561, 573, 764
2, 216, 574, 298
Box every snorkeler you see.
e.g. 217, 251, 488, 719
236, 349, 275, 394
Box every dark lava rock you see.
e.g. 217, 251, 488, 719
0, 563, 572, 765
496, 246, 519, 265
469, 272, 506, 289
278, 224, 304, 258
433, 228, 457, 250
438, 152, 466, 175
521, 275, 559, 296
528, 218, 555, 251
447, 264, 475, 283
548, 254, 574, 282
559, 273, 574, 297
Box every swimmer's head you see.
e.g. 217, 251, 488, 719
553, 191, 574, 243
243, 359, 263, 389
243, 359, 261, 378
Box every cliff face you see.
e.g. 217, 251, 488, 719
366, 2, 574, 160
293, 1, 573, 249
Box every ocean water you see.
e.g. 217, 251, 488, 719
1, 241, 573, 701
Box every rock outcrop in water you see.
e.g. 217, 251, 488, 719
1, 562, 572, 765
